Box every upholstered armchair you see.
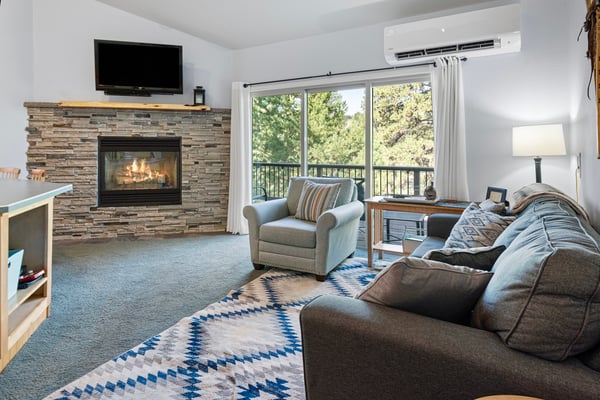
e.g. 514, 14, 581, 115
243, 176, 364, 281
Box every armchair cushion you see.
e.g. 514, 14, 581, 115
356, 257, 493, 323
260, 216, 316, 248
287, 177, 356, 215
295, 180, 341, 222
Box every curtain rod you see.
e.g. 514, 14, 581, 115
242, 57, 467, 88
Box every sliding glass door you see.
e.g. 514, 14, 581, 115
371, 81, 434, 196
250, 75, 433, 202
307, 87, 365, 183
251, 93, 301, 201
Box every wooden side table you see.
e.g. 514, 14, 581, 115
365, 196, 467, 268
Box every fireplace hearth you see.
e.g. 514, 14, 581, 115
98, 136, 182, 206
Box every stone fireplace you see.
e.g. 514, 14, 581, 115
98, 136, 182, 207
25, 102, 230, 241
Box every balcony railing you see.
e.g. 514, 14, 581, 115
252, 162, 434, 200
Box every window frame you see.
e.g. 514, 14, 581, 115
249, 68, 432, 199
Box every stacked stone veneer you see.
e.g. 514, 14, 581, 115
25, 102, 231, 241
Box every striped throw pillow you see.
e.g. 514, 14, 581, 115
295, 181, 341, 222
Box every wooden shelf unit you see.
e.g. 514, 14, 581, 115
0, 180, 72, 372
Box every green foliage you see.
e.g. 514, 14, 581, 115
372, 82, 433, 167
307, 91, 364, 165
251, 81, 433, 168
252, 94, 301, 163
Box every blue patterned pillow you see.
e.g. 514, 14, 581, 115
444, 203, 515, 249
295, 181, 341, 222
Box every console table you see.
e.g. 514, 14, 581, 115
365, 196, 468, 268
0, 180, 72, 372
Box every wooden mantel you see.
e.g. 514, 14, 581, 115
57, 101, 211, 112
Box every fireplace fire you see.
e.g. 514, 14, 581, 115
98, 136, 182, 206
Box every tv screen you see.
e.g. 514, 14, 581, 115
94, 39, 183, 96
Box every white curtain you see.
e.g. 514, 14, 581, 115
226, 82, 252, 234
432, 57, 469, 201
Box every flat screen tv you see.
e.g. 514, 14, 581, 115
94, 39, 183, 96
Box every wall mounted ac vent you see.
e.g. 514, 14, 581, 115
394, 39, 498, 60
384, 4, 520, 65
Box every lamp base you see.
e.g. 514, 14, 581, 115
534, 156, 542, 183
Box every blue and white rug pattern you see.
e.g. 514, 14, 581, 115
47, 258, 378, 399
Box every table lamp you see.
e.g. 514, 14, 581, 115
512, 124, 566, 183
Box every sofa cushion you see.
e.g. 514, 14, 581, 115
579, 344, 600, 372
472, 215, 600, 361
423, 245, 506, 271
295, 180, 341, 222
494, 198, 577, 249
444, 203, 515, 249
260, 216, 316, 248
356, 257, 493, 323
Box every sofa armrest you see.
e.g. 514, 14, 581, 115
427, 213, 460, 238
300, 295, 600, 400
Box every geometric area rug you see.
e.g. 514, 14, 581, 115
45, 257, 379, 399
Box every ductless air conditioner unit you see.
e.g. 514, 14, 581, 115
384, 3, 521, 65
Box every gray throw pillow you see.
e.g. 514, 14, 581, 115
444, 202, 515, 249
355, 257, 493, 323
423, 245, 506, 271
472, 215, 600, 361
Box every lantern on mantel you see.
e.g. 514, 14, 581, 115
193, 86, 206, 106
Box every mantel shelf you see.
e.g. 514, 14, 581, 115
57, 101, 211, 112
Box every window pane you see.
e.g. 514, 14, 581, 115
372, 82, 433, 196
307, 88, 365, 182
251, 94, 301, 201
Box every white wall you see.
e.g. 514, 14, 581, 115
463, 0, 572, 199
568, 0, 600, 230
234, 0, 578, 203
32, 0, 233, 107
0, 0, 33, 176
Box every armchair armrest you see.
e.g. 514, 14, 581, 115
427, 213, 460, 238
243, 198, 289, 228
300, 295, 600, 400
317, 200, 364, 230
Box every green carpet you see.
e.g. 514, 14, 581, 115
0, 234, 266, 400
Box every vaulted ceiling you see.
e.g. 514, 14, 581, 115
96, 0, 500, 49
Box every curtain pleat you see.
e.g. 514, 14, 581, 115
226, 82, 251, 234
432, 57, 469, 201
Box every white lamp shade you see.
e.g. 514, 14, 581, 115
512, 124, 566, 157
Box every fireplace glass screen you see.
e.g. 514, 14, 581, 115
103, 151, 178, 190
98, 137, 181, 206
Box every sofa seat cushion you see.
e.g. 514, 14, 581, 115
472, 215, 600, 361
444, 203, 515, 249
259, 216, 316, 248
356, 257, 493, 323
410, 236, 446, 258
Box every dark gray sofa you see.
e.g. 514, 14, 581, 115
300, 193, 600, 400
